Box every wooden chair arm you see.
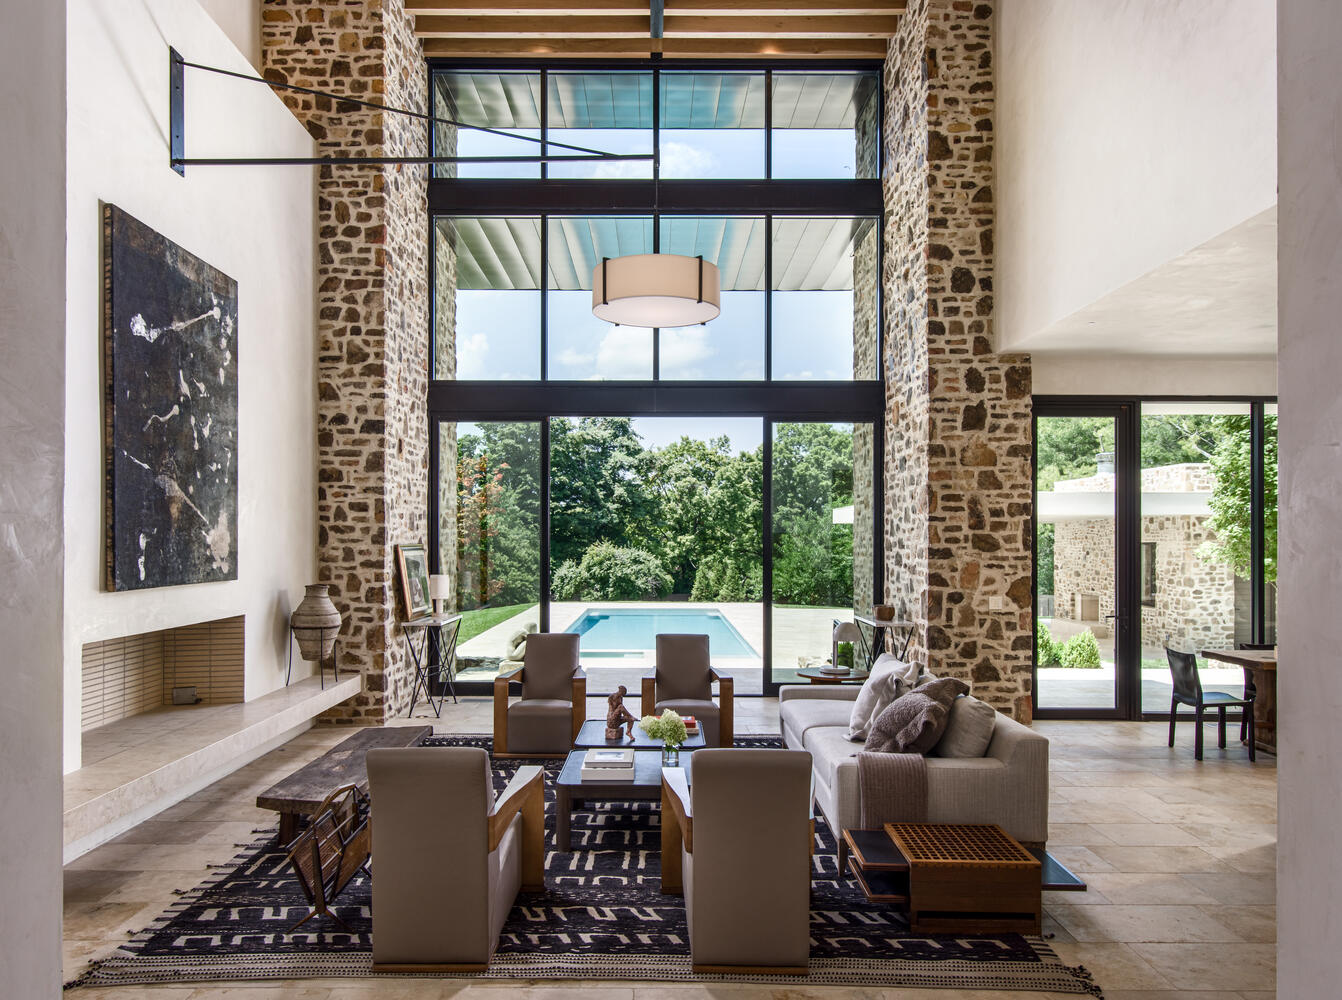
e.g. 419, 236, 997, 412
489, 765, 542, 849
661, 767, 693, 851
711, 668, 734, 747
493, 667, 523, 756
641, 674, 657, 716
571, 669, 587, 743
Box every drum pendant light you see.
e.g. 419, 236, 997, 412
591, 253, 721, 328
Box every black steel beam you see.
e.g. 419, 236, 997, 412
428, 178, 882, 216
170, 48, 185, 176
428, 380, 884, 420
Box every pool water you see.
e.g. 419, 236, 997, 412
565, 608, 758, 658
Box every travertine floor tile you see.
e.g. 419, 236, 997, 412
1129, 943, 1276, 991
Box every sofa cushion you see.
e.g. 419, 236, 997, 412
865, 678, 969, 754
931, 694, 998, 758
802, 725, 864, 791
844, 656, 908, 742
781, 699, 854, 749
520, 634, 579, 700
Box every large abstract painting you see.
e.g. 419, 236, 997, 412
103, 205, 238, 590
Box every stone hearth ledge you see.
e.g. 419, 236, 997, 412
63, 674, 361, 862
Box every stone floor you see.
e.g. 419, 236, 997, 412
64, 697, 1277, 1000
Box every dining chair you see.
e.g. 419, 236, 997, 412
1166, 648, 1255, 762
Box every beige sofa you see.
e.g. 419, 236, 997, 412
779, 684, 1049, 870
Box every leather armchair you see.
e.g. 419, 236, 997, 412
661, 748, 814, 973
493, 633, 586, 757
641, 633, 733, 747
366, 747, 544, 971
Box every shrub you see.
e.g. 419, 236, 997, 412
1058, 629, 1102, 669
1036, 621, 1060, 666
550, 541, 673, 601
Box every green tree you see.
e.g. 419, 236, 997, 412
549, 418, 657, 569
551, 541, 673, 600
456, 423, 541, 606
1202, 415, 1278, 582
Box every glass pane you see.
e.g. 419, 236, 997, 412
1137, 403, 1254, 714
433, 72, 542, 179
771, 218, 878, 380
547, 72, 653, 179
549, 417, 764, 694
547, 216, 654, 379
771, 422, 861, 685
1035, 416, 1119, 711
658, 216, 765, 379
440, 421, 542, 683
771, 72, 880, 179
434, 218, 541, 380
659, 72, 765, 179
1264, 403, 1278, 645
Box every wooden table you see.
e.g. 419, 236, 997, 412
257, 725, 432, 844
1200, 647, 1277, 754
795, 666, 866, 685
554, 749, 695, 850
572, 718, 705, 751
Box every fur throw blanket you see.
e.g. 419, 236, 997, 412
863, 677, 970, 754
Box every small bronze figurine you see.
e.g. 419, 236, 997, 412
605, 684, 637, 740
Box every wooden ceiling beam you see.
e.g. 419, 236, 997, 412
419, 36, 891, 58
662, 36, 891, 57
665, 0, 905, 13
407, 0, 648, 14
415, 15, 652, 38
421, 36, 661, 57
663, 15, 900, 38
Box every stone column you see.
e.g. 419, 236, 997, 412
882, 0, 1034, 719
262, 0, 429, 722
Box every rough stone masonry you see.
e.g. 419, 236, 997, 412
883, 0, 1035, 720
261, 0, 430, 722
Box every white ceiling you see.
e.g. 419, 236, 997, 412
1015, 207, 1277, 357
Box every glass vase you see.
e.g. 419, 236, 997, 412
662, 744, 680, 767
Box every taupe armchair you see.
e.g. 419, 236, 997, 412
641, 633, 733, 747
493, 633, 586, 757
661, 748, 814, 973
366, 747, 544, 972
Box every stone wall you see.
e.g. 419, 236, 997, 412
261, 0, 429, 722
882, 0, 1034, 719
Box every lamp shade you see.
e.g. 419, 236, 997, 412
832, 621, 863, 644
428, 574, 450, 601
591, 253, 721, 328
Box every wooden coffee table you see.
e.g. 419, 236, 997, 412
842, 822, 1070, 935
572, 719, 706, 751
257, 725, 431, 844
554, 749, 694, 849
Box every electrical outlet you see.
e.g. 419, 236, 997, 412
987, 595, 1005, 611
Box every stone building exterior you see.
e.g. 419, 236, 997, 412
883, 0, 1035, 719
261, 0, 430, 722
1050, 464, 1238, 652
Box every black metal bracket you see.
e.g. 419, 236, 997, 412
167, 47, 652, 175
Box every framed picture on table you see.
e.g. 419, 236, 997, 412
395, 543, 433, 620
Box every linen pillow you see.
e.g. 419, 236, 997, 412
864, 677, 970, 754
845, 655, 906, 741
930, 694, 998, 758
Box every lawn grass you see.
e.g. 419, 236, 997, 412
459, 603, 535, 644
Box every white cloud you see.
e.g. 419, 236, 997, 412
455, 331, 491, 379
595, 327, 652, 378
659, 325, 715, 377
658, 141, 717, 179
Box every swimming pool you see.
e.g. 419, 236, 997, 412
564, 608, 758, 659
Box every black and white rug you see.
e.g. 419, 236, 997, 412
68, 736, 1101, 995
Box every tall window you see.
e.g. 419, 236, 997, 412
427, 61, 884, 693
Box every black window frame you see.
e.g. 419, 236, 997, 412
426, 58, 887, 697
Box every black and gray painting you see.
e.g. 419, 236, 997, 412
104, 205, 238, 590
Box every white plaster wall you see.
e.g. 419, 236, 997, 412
64, 0, 317, 773
997, 0, 1277, 350
1, 2, 66, 993
197, 0, 261, 70
1277, 1, 1342, 992
1033, 355, 1277, 397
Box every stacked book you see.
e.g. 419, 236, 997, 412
580, 748, 635, 781
682, 716, 698, 735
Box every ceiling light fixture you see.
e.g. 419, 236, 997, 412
592, 253, 721, 328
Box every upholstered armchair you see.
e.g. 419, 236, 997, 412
641, 633, 733, 747
493, 633, 586, 757
366, 747, 544, 971
661, 748, 814, 973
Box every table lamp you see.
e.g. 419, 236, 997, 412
831, 621, 863, 673
428, 574, 449, 615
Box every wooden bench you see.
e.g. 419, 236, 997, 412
257, 725, 432, 844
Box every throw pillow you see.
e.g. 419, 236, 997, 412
930, 694, 998, 758
864, 677, 970, 754
845, 655, 906, 741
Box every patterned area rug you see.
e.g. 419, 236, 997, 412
68, 735, 1100, 994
